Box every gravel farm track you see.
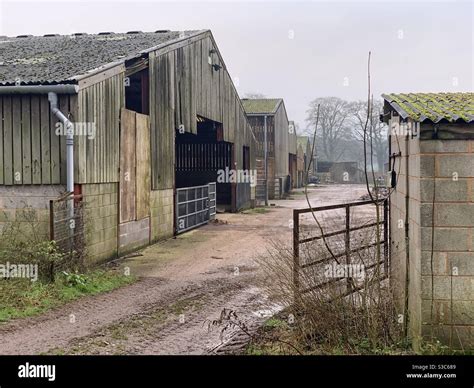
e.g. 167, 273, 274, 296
0, 184, 367, 355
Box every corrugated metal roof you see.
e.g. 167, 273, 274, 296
0, 30, 204, 85
241, 98, 282, 115
382, 92, 474, 123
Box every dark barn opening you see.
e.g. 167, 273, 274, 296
175, 117, 233, 211
125, 68, 149, 114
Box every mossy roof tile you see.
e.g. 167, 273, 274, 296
382, 92, 474, 123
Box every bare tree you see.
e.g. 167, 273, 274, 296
349, 99, 388, 173
306, 97, 351, 162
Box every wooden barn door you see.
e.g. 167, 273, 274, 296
120, 109, 151, 222
119, 108, 151, 253
120, 109, 136, 223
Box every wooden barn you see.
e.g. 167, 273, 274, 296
0, 30, 256, 263
241, 98, 294, 202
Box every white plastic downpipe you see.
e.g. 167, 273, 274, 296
48, 92, 74, 194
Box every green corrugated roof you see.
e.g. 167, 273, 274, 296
382, 92, 474, 123
241, 98, 282, 114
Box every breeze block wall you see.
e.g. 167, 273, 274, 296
150, 189, 174, 242
390, 117, 474, 350
0, 185, 65, 239
82, 183, 119, 264
418, 138, 474, 350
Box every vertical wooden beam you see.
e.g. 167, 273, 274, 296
40, 96, 51, 184
12, 97, 22, 185
21, 96, 32, 184
31, 96, 42, 184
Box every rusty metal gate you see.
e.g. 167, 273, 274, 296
293, 199, 389, 297
176, 182, 216, 234
49, 192, 85, 267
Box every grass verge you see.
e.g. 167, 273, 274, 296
0, 269, 136, 322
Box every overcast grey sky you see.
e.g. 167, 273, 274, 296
1, 0, 472, 130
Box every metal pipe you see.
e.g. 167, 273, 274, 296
48, 92, 74, 193
0, 84, 78, 95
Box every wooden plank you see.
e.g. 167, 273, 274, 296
119, 108, 136, 223
50, 95, 60, 184
40, 96, 51, 184
12, 97, 22, 184
76, 90, 86, 183
135, 113, 151, 220
77, 63, 125, 90
21, 96, 32, 184
4, 96, 13, 185
30, 96, 42, 184
59, 95, 68, 185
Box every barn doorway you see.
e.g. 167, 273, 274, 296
175, 116, 234, 233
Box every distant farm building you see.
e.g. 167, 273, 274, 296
241, 98, 296, 202
0, 30, 256, 262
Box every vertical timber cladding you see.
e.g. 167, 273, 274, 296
149, 32, 256, 210
0, 94, 73, 186
75, 71, 124, 184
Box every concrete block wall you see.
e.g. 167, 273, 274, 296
0, 185, 65, 239
389, 125, 423, 347
418, 139, 474, 349
390, 118, 474, 350
82, 183, 118, 264
150, 189, 174, 242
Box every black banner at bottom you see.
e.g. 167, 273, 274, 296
0, 355, 471, 387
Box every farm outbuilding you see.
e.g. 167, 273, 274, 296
0, 30, 256, 263
383, 92, 474, 350
241, 98, 294, 202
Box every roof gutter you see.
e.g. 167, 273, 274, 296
0, 84, 79, 94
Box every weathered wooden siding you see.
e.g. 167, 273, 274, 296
149, 32, 255, 191
76, 71, 124, 184
0, 94, 72, 186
